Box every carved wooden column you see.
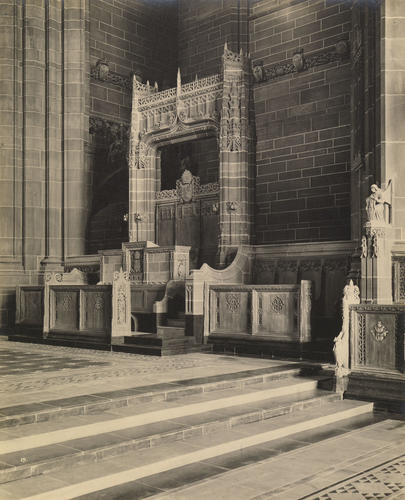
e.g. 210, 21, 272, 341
218, 44, 253, 267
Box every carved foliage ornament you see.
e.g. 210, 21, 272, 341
117, 286, 126, 325
94, 294, 104, 311
225, 293, 240, 312
62, 295, 72, 312
221, 79, 243, 152
371, 321, 389, 342
271, 296, 284, 313
261, 41, 349, 82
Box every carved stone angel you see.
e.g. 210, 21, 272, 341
365, 181, 392, 224
333, 280, 360, 378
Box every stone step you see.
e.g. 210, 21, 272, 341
0, 400, 375, 499
0, 378, 334, 483
124, 334, 193, 347
0, 364, 304, 429
75, 416, 396, 500
156, 326, 185, 339
166, 318, 185, 328
114, 341, 209, 356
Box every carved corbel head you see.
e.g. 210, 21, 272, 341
292, 50, 305, 72
252, 62, 266, 83
96, 59, 110, 81
226, 201, 238, 212
335, 40, 349, 56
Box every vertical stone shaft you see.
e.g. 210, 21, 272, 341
63, 0, 90, 257
0, 1, 22, 263
43, 0, 63, 265
23, 0, 46, 270
380, 0, 405, 240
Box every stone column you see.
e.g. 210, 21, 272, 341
63, 0, 90, 257
380, 1, 405, 241
22, 0, 47, 271
0, 1, 23, 265
41, 0, 64, 269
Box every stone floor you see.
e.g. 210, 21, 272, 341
0, 337, 404, 500
0, 338, 284, 406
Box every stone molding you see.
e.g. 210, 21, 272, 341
253, 40, 350, 83
90, 61, 132, 91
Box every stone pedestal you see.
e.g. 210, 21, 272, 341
361, 223, 393, 304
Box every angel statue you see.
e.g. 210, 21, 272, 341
365, 181, 392, 224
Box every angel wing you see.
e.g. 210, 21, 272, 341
381, 179, 392, 205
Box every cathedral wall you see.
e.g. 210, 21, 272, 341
250, 0, 352, 244
0, 1, 91, 333
87, 0, 177, 253
177, 0, 247, 83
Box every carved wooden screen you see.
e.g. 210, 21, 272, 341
156, 172, 219, 268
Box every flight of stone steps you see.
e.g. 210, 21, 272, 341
0, 364, 380, 499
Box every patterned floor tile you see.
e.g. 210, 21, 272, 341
303, 454, 405, 500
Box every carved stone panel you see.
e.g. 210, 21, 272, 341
211, 290, 249, 334
175, 201, 200, 269
355, 312, 401, 372
21, 289, 43, 326
157, 204, 176, 247
128, 249, 143, 282
253, 291, 297, 340
82, 291, 110, 331
200, 197, 219, 268
52, 289, 79, 332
